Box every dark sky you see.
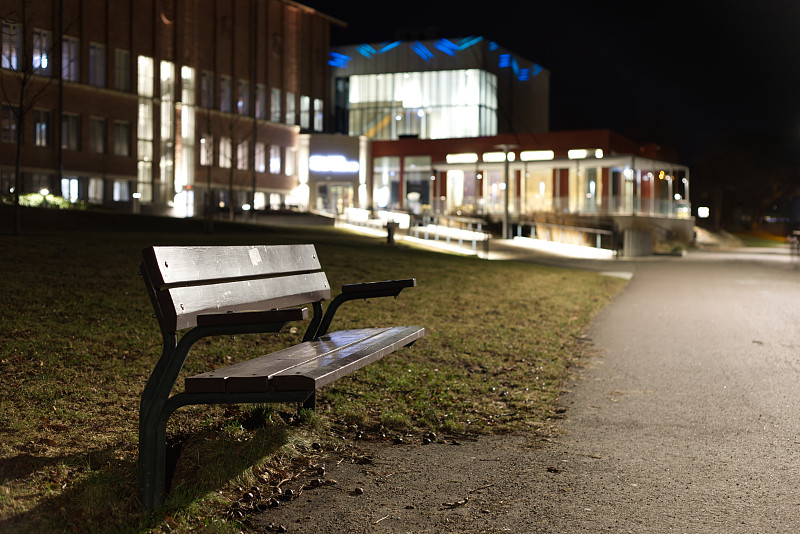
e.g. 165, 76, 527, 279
303, 0, 800, 175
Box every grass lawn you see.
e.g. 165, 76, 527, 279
0, 207, 627, 533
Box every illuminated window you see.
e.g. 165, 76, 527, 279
89, 43, 105, 87
269, 145, 280, 174
220, 75, 231, 112
88, 177, 103, 204
347, 69, 498, 140
2, 22, 20, 70
61, 177, 79, 202
236, 140, 248, 170
114, 49, 130, 91
137, 55, 154, 203
270, 88, 281, 122
200, 134, 213, 166
313, 98, 323, 132
114, 121, 130, 156
1, 105, 18, 143
285, 147, 296, 176
89, 117, 105, 153
255, 84, 266, 119
285, 91, 295, 125
237, 80, 249, 115
137, 55, 154, 97
33, 109, 50, 147
61, 113, 80, 150
254, 191, 266, 210
219, 137, 232, 168
159, 61, 175, 186
113, 180, 129, 202
255, 142, 265, 172
33, 29, 52, 75
300, 95, 310, 129
200, 70, 214, 108
61, 36, 79, 81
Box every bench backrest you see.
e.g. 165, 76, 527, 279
141, 244, 331, 333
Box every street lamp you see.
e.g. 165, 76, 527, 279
495, 144, 518, 239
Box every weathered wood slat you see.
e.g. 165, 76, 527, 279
165, 272, 330, 331
144, 245, 321, 288
270, 326, 426, 391
184, 328, 393, 393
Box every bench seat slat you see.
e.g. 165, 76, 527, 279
183, 326, 425, 394
166, 272, 330, 331
184, 328, 393, 394
146, 245, 322, 288
271, 325, 425, 391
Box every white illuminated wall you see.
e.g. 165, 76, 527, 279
299, 134, 366, 215
347, 69, 498, 140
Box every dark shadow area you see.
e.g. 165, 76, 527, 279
0, 420, 291, 534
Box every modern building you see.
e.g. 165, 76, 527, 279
1, 0, 340, 218
313, 37, 692, 251
1, 1, 692, 252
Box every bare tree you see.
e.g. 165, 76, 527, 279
1, 0, 68, 234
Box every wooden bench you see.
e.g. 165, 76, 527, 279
136, 244, 425, 511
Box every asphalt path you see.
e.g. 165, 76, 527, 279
257, 246, 800, 533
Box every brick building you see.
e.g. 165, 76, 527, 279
1, 0, 340, 216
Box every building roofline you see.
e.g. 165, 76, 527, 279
287, 0, 347, 28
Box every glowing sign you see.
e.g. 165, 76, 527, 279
308, 155, 360, 173
520, 150, 554, 161
446, 153, 478, 164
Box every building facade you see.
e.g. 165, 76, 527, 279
1, 0, 340, 217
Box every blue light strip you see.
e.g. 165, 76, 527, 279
357, 44, 378, 58
328, 52, 351, 68
498, 53, 511, 68
377, 41, 402, 54
532, 64, 543, 76
434, 38, 459, 56
412, 41, 434, 61
457, 36, 483, 49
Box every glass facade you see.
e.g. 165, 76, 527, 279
347, 69, 498, 140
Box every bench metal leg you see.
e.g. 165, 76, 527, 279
301, 391, 316, 411
139, 390, 314, 511
138, 408, 169, 512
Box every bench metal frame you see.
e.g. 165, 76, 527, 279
136, 246, 420, 511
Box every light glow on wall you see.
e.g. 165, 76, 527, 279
520, 150, 554, 161
308, 154, 360, 173
375, 186, 391, 208
446, 153, 479, 164
483, 151, 515, 163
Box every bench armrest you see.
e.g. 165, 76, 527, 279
197, 307, 308, 328
306, 279, 416, 340
341, 278, 417, 298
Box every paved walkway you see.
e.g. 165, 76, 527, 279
525, 247, 800, 532
260, 245, 800, 533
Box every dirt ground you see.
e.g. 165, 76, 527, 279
248, 430, 569, 534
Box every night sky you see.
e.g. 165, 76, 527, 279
303, 0, 800, 211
